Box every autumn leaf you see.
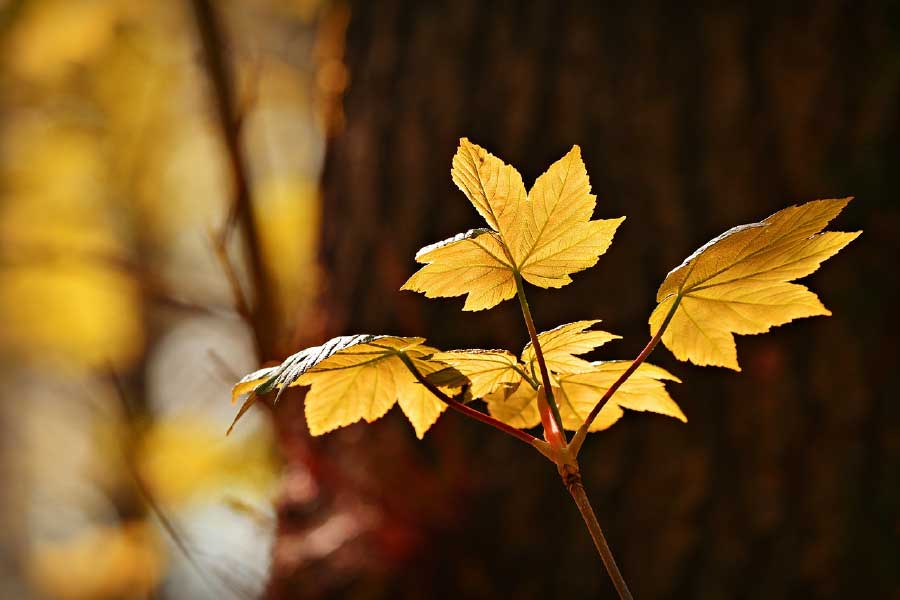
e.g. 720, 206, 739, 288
433, 319, 618, 400
402, 139, 624, 311
231, 334, 386, 402
400, 228, 516, 311
555, 362, 684, 431
451, 139, 524, 244
431, 321, 681, 434
521, 320, 620, 374
228, 334, 382, 434
513, 146, 624, 288
431, 349, 524, 399
650, 198, 860, 370
484, 380, 541, 430
231, 335, 452, 439
395, 359, 449, 439
486, 361, 683, 432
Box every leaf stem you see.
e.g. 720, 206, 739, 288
512, 364, 540, 389
514, 273, 567, 445
563, 465, 633, 600
398, 354, 554, 460
571, 294, 682, 455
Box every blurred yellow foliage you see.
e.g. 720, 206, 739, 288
256, 176, 320, 324
0, 264, 142, 368
28, 521, 164, 600
137, 418, 277, 505
1, 0, 324, 596
1, 121, 142, 368
5, 0, 123, 84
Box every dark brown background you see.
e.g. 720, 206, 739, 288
267, 2, 900, 599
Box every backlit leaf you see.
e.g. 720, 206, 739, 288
229, 335, 380, 432
650, 198, 860, 370
432, 349, 523, 399
485, 380, 541, 430
514, 147, 624, 288
556, 362, 684, 432
486, 361, 683, 432
231, 366, 277, 402
403, 140, 624, 310
231, 335, 450, 439
396, 360, 448, 439
451, 138, 525, 245
400, 228, 516, 311
521, 320, 620, 374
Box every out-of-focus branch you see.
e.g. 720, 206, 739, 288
109, 370, 257, 600
188, 0, 277, 359
209, 228, 253, 324
0, 243, 232, 316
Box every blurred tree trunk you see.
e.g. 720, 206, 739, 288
273, 1, 900, 598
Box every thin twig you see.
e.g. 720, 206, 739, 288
398, 355, 554, 459
564, 468, 633, 600
570, 294, 682, 455
0, 242, 231, 316
209, 229, 253, 322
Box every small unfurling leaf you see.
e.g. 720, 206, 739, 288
521, 320, 620, 374
486, 361, 683, 432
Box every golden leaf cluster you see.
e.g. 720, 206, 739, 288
439, 321, 684, 432
232, 140, 858, 443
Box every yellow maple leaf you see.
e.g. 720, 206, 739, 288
451, 139, 524, 243
395, 362, 448, 439
299, 339, 448, 438
229, 335, 389, 434
513, 146, 624, 287
400, 228, 517, 311
650, 198, 860, 370
484, 380, 541, 430
521, 320, 620, 374
486, 361, 683, 432
231, 335, 451, 439
556, 362, 684, 432
402, 139, 624, 311
431, 349, 523, 399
